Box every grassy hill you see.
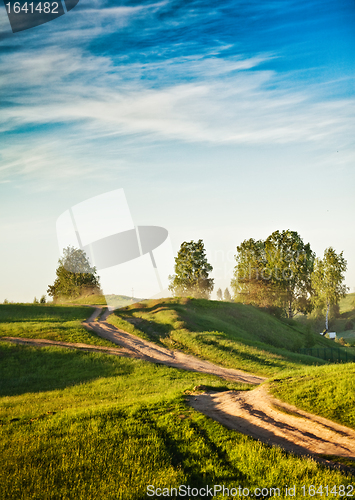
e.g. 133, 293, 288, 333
2, 300, 355, 497
1, 339, 353, 499
0, 303, 115, 347
295, 293, 355, 344
270, 362, 355, 430
107, 298, 342, 376
340, 293, 355, 314
53, 293, 142, 308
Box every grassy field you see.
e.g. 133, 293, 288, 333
54, 293, 143, 308
340, 293, 355, 314
107, 298, 338, 376
2, 299, 355, 498
269, 362, 355, 429
0, 304, 115, 347
1, 340, 354, 500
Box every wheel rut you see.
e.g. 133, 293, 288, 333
3, 306, 355, 468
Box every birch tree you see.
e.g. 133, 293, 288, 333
311, 247, 348, 331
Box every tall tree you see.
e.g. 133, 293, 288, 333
264, 230, 315, 318
230, 238, 276, 308
224, 287, 232, 302
216, 288, 223, 300
47, 246, 101, 301
169, 240, 214, 299
311, 247, 348, 331
231, 230, 315, 317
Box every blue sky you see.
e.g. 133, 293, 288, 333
0, 0, 354, 301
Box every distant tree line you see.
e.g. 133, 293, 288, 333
230, 230, 348, 325
47, 232, 348, 332
169, 231, 348, 330
216, 287, 231, 302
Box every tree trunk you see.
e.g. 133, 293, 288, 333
288, 300, 293, 318
325, 302, 330, 331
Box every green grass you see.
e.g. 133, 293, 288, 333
269, 363, 355, 429
1, 341, 354, 499
108, 298, 336, 376
339, 293, 355, 314
0, 304, 115, 347
55, 293, 143, 308
55, 294, 108, 305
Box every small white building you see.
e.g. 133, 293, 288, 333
319, 331, 336, 339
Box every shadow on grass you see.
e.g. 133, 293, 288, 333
0, 342, 134, 397
132, 404, 249, 486
112, 311, 173, 344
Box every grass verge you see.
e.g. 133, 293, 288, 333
1, 341, 354, 499
0, 304, 115, 347
269, 363, 355, 429
107, 298, 331, 376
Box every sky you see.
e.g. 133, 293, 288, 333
0, 0, 354, 302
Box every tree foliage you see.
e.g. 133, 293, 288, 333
216, 288, 223, 300
47, 246, 101, 301
231, 230, 315, 317
169, 240, 214, 299
224, 288, 232, 302
311, 247, 348, 331
264, 230, 315, 317
231, 238, 274, 308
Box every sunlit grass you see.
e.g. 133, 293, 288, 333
108, 298, 330, 376
0, 304, 115, 347
1, 341, 354, 499
269, 363, 355, 429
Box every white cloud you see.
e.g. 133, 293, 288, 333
1, 55, 354, 148
0, 34, 354, 186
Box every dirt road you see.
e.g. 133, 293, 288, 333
86, 308, 355, 464
83, 308, 265, 385
3, 306, 355, 465
189, 386, 355, 461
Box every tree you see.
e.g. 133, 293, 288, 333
311, 247, 348, 331
264, 230, 315, 318
216, 288, 223, 300
169, 240, 214, 299
231, 230, 315, 317
230, 238, 273, 307
47, 246, 101, 301
224, 288, 232, 302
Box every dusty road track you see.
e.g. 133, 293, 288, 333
83, 308, 265, 385
1, 336, 139, 359
3, 306, 355, 464
189, 386, 355, 461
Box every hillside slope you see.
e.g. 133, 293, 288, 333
107, 298, 341, 376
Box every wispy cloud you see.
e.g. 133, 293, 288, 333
0, 46, 354, 149
0, 0, 354, 183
